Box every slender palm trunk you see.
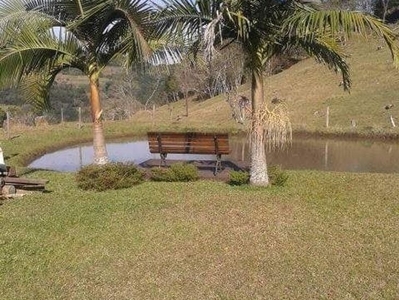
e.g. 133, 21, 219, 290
89, 75, 109, 164
249, 69, 269, 186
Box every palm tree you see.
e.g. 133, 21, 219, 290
153, 0, 399, 186
0, 0, 153, 164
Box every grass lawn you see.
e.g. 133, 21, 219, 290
0, 169, 398, 299
1, 35, 399, 299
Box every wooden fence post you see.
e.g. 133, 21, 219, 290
152, 104, 155, 128
79, 146, 83, 169
390, 115, 396, 127
324, 141, 329, 169
78, 107, 82, 129
6, 111, 10, 140
326, 106, 330, 128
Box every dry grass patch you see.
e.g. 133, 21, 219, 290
133, 36, 399, 137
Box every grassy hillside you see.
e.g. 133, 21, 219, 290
133, 36, 399, 136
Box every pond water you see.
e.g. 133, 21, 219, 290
29, 136, 399, 174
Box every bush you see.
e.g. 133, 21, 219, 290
228, 165, 289, 187
269, 165, 289, 187
150, 167, 170, 182
76, 162, 144, 191
150, 163, 199, 182
228, 170, 250, 186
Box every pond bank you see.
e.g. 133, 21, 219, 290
293, 128, 399, 141
2, 120, 399, 169
29, 135, 399, 174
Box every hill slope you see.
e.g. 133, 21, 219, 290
133, 37, 399, 135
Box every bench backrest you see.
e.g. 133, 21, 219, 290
148, 132, 230, 155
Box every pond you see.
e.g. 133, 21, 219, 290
28, 136, 399, 173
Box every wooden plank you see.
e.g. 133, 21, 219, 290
5, 177, 49, 186
148, 148, 230, 154
148, 141, 229, 147
148, 132, 228, 139
149, 148, 230, 154
148, 138, 229, 145
149, 143, 229, 148
191, 146, 230, 152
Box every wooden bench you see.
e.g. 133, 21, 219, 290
0, 147, 48, 193
147, 132, 230, 174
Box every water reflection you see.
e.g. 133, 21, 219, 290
29, 136, 399, 173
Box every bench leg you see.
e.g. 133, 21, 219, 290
214, 154, 222, 175
160, 153, 167, 167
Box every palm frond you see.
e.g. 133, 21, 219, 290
285, 9, 399, 66
67, 0, 154, 67
151, 0, 218, 42
0, 0, 62, 46
0, 24, 80, 87
114, 0, 154, 63
19, 71, 57, 111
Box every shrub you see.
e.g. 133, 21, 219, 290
150, 167, 170, 182
228, 165, 288, 187
150, 163, 199, 182
76, 162, 144, 191
228, 170, 250, 186
269, 165, 289, 187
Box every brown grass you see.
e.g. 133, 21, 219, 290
132, 36, 399, 136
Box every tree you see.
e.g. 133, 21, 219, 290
153, 0, 399, 186
0, 0, 153, 164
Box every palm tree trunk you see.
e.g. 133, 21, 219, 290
90, 75, 109, 165
249, 69, 269, 186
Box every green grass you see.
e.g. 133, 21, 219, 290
0, 36, 399, 299
0, 170, 398, 299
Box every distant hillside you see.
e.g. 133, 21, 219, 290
133, 36, 399, 135
2, 36, 399, 135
